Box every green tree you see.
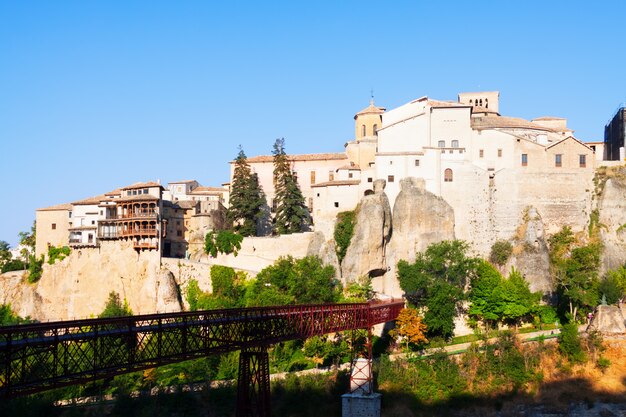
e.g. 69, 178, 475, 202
272, 138, 309, 234
600, 266, 626, 304
245, 256, 340, 306
398, 240, 479, 339
559, 244, 601, 322
497, 268, 540, 327
468, 260, 504, 328
0, 240, 11, 269
99, 292, 133, 318
18, 221, 36, 255
0, 304, 30, 325
204, 230, 243, 258
227, 147, 267, 236
27, 255, 44, 283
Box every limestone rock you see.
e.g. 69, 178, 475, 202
154, 269, 182, 313
388, 177, 455, 263
510, 207, 552, 293
340, 179, 392, 282
587, 304, 626, 334
598, 176, 626, 272
306, 231, 341, 280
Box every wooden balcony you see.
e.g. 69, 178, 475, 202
120, 227, 157, 237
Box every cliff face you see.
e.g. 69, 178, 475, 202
0, 241, 181, 321
598, 173, 626, 272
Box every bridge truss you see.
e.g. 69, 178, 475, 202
0, 301, 403, 416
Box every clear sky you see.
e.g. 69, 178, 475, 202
1, 1, 626, 246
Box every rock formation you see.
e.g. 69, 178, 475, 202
340, 179, 392, 282
598, 174, 626, 272
587, 304, 626, 334
307, 231, 341, 280
0, 241, 183, 321
509, 207, 552, 293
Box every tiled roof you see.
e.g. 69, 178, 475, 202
243, 153, 347, 163
336, 164, 361, 170
471, 115, 557, 132
428, 100, 467, 108
169, 180, 197, 184
471, 106, 499, 114
190, 186, 226, 194
311, 180, 361, 188
72, 194, 108, 205
355, 100, 386, 117
117, 194, 159, 202
37, 203, 73, 211
121, 181, 164, 191
532, 116, 565, 121
104, 189, 121, 197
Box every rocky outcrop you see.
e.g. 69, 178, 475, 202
307, 231, 341, 279
598, 175, 626, 272
0, 241, 183, 321
387, 177, 455, 264
340, 180, 392, 282
510, 207, 552, 293
587, 304, 626, 334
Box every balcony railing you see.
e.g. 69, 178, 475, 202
120, 227, 157, 236
134, 242, 158, 249
98, 231, 118, 239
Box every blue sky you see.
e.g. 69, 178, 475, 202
1, 1, 625, 246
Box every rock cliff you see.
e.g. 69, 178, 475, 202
0, 241, 182, 321
340, 180, 392, 282
597, 172, 626, 272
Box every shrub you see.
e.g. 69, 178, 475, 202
1, 259, 26, 273
334, 211, 356, 263
99, 292, 133, 318
558, 323, 586, 363
490, 240, 513, 266
47, 245, 70, 264
27, 255, 44, 283
204, 230, 243, 258
596, 356, 611, 373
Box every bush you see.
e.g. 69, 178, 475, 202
334, 211, 356, 263
47, 245, 70, 264
596, 356, 611, 373
99, 292, 133, 318
558, 323, 586, 363
537, 305, 558, 324
27, 255, 44, 283
1, 259, 26, 273
490, 240, 513, 266
204, 230, 243, 258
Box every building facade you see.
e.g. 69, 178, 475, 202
604, 104, 626, 161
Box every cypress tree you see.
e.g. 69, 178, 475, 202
272, 138, 310, 234
227, 147, 266, 236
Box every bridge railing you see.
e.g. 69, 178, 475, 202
0, 300, 404, 398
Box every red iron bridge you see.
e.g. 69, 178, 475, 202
0, 300, 403, 416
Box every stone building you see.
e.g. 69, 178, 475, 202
604, 103, 626, 160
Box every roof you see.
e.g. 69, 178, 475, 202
104, 189, 121, 197
532, 116, 566, 121
242, 153, 347, 164
37, 203, 72, 212
471, 115, 557, 132
427, 99, 468, 108
336, 164, 361, 171
546, 136, 592, 151
190, 186, 226, 194
311, 180, 361, 188
175, 200, 198, 209
72, 194, 108, 206
471, 106, 499, 115
354, 99, 386, 119
169, 180, 197, 184
121, 181, 164, 191
117, 194, 160, 202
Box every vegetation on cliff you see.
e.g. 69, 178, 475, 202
333, 210, 356, 263
226, 147, 266, 237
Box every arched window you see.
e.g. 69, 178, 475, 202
362, 124, 366, 137
438, 140, 445, 148
444, 168, 453, 182
485, 98, 489, 109
451, 140, 459, 148
373, 124, 378, 135
479, 99, 483, 106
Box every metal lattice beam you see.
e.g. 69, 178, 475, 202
0, 301, 403, 400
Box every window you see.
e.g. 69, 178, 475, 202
479, 149, 484, 158
348, 172, 353, 178
99, 211, 103, 216
555, 154, 562, 167
438, 140, 445, 148
521, 154, 528, 166
373, 124, 378, 135
361, 125, 366, 136
367, 177, 373, 182
451, 140, 459, 148
52, 223, 56, 230
132, 190, 137, 195
415, 159, 420, 167
388, 175, 395, 183
143, 189, 148, 194
308, 198, 313, 212
69, 212, 72, 218
579, 154, 587, 168
127, 191, 132, 196
334, 202, 339, 208
498, 149, 502, 157
310, 171, 316, 185
292, 171, 298, 182
329, 171, 334, 181
91, 220, 95, 225
177, 231, 182, 237
389, 160, 393, 165
271, 199, 277, 213
444, 168, 453, 182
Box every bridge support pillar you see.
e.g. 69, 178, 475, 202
236, 346, 270, 417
